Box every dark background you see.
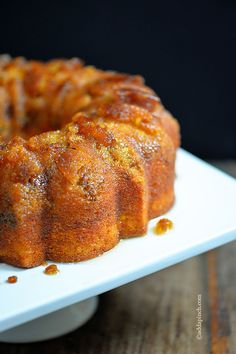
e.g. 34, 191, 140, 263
0, 0, 235, 158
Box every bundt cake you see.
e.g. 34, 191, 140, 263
0, 55, 180, 268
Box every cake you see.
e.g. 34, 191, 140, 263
0, 55, 180, 268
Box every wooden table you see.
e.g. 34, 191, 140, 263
1, 161, 235, 354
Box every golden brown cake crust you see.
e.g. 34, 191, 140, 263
0, 55, 180, 268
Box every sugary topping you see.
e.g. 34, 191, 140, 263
96, 103, 159, 135
0, 57, 174, 142
73, 113, 116, 147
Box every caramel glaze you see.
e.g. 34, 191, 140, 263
44, 264, 59, 275
0, 55, 180, 268
7, 275, 18, 283
154, 218, 173, 235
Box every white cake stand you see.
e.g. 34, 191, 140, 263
0, 296, 98, 343
1, 151, 236, 343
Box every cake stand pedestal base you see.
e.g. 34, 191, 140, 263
0, 296, 98, 343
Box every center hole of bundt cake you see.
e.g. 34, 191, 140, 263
1, 110, 72, 142
22, 113, 68, 139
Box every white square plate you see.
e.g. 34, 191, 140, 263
0, 149, 236, 333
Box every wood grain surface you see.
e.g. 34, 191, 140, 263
0, 160, 235, 354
